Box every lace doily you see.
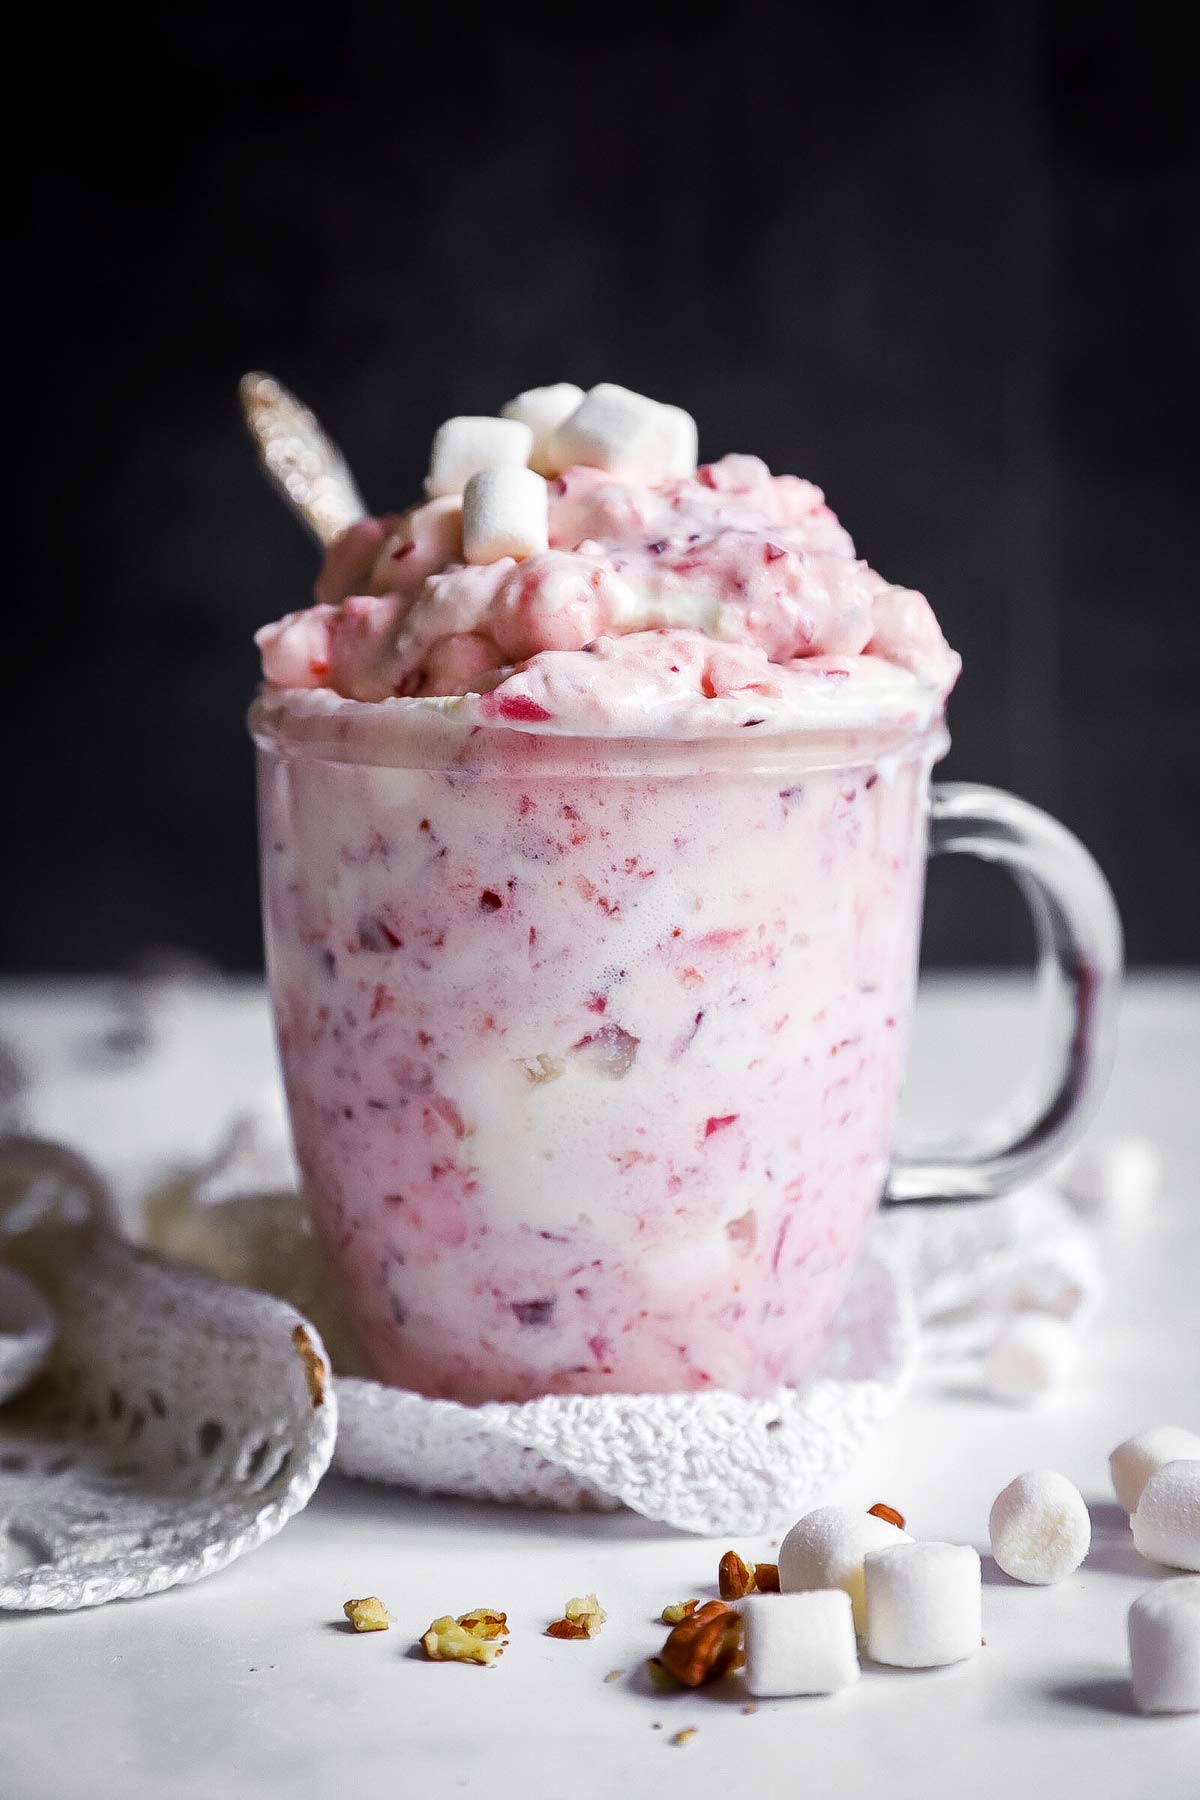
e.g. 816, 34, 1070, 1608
0, 1227, 336, 1611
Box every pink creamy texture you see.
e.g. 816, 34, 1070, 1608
256, 455, 959, 737
255, 724, 935, 1400
252, 445, 958, 1400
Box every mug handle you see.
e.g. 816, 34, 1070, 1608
884, 782, 1123, 1204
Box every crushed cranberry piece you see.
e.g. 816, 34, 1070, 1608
512, 1298, 557, 1327
358, 914, 403, 952
496, 694, 553, 723
480, 890, 503, 911
369, 983, 395, 1020
704, 1114, 738, 1139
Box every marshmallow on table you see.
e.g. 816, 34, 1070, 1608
1110, 1425, 1200, 1514
1128, 1578, 1200, 1714
547, 383, 698, 483
984, 1314, 1077, 1405
427, 416, 533, 498
988, 1470, 1091, 1584
741, 1590, 860, 1698
500, 383, 585, 476
1132, 1460, 1200, 1571
864, 1543, 982, 1669
1061, 1134, 1163, 1217
778, 1506, 911, 1635
462, 466, 549, 565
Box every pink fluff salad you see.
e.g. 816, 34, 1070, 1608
253, 444, 959, 1401
256, 453, 959, 738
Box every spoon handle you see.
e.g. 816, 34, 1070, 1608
239, 371, 367, 546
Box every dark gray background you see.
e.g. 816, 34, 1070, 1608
14, 1, 1198, 973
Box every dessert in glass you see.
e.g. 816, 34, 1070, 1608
249, 382, 1119, 1403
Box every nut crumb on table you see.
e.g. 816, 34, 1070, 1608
342, 1596, 390, 1632
421, 1609, 509, 1665
547, 1594, 607, 1639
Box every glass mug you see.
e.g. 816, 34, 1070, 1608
251, 695, 1121, 1404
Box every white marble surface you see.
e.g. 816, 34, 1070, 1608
1, 973, 1197, 1798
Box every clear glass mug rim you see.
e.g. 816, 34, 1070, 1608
251, 685, 1123, 1206
248, 684, 950, 778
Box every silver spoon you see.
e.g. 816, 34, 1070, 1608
239, 371, 367, 547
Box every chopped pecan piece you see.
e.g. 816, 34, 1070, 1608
458, 1608, 508, 1640
421, 1608, 508, 1665
342, 1595, 390, 1632
718, 1550, 756, 1600
659, 1600, 743, 1688
547, 1593, 606, 1639
753, 1561, 780, 1592
547, 1618, 590, 1639
868, 1502, 906, 1530
661, 1598, 700, 1626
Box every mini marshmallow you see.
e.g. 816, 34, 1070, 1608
741, 1590, 860, 1698
659, 403, 700, 478
1128, 1577, 1200, 1714
427, 416, 533, 498
548, 383, 698, 483
984, 1314, 1077, 1405
500, 383, 585, 476
1110, 1426, 1200, 1514
462, 465, 549, 564
1061, 1134, 1163, 1217
1132, 1460, 1200, 1572
864, 1542, 982, 1669
988, 1470, 1091, 1584
778, 1506, 911, 1634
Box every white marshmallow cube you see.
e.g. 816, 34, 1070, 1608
1061, 1134, 1163, 1217
1128, 1577, 1200, 1714
741, 1590, 860, 1698
984, 1314, 1077, 1404
427, 416, 533, 497
864, 1543, 982, 1669
1132, 1460, 1200, 1571
988, 1470, 1091, 1584
548, 383, 698, 483
778, 1505, 911, 1635
462, 465, 549, 565
1110, 1426, 1200, 1514
659, 403, 700, 478
500, 383, 585, 476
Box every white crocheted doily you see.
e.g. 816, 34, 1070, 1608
0, 1226, 336, 1611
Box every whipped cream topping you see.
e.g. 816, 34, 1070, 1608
257, 452, 960, 738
